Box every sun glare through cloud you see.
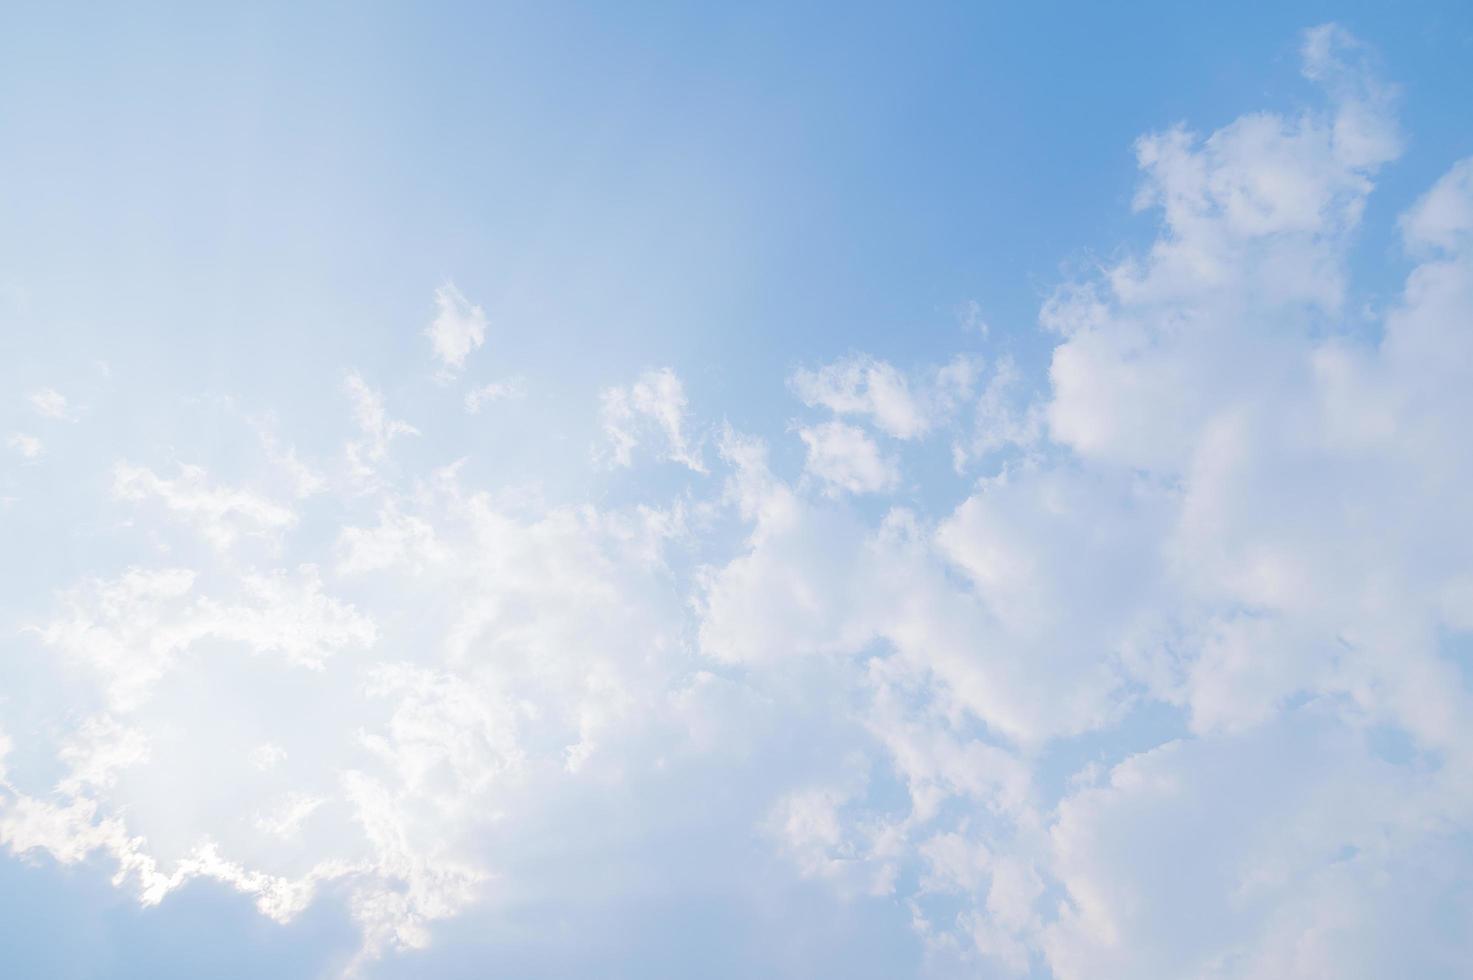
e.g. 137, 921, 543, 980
2, 7, 1473, 979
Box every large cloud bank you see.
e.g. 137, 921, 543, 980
3, 24, 1472, 979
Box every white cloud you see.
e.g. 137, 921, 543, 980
463, 377, 526, 414
958, 298, 990, 336
700, 26, 1473, 976
28, 387, 72, 420
112, 461, 297, 549
13, 457, 705, 965
599, 367, 706, 472
1401, 157, 1473, 254
424, 282, 488, 375
56, 715, 151, 795
1042, 718, 1464, 980
255, 425, 327, 498
335, 504, 444, 575
7, 432, 42, 459
3, 22, 1472, 980
249, 742, 288, 772
790, 354, 978, 440
33, 564, 376, 710
343, 371, 419, 483
951, 355, 1043, 470
798, 420, 900, 496
1045, 22, 1401, 473
763, 764, 895, 896
254, 792, 326, 839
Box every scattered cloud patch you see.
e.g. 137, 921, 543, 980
343, 372, 419, 483
424, 283, 488, 376
790, 354, 979, 440
463, 378, 526, 414
599, 367, 706, 472
7, 433, 42, 459
28, 387, 72, 420
112, 461, 297, 549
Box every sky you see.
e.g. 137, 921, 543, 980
2, 3, 1473, 977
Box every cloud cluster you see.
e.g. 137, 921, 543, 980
2, 24, 1471, 979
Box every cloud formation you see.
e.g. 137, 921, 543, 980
28, 387, 72, 420
2, 23, 1471, 980
424, 283, 489, 376
6, 433, 41, 459
598, 367, 706, 472
463, 378, 525, 414
790, 353, 979, 440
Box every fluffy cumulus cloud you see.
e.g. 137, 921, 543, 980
3, 23, 1473, 979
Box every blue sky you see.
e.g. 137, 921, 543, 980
3, 3, 1473, 978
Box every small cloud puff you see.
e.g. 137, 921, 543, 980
28, 387, 73, 420
7, 433, 42, 459
425, 282, 488, 376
